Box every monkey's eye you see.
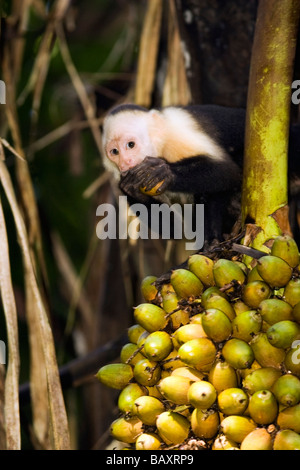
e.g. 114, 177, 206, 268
110, 148, 119, 157
127, 141, 135, 149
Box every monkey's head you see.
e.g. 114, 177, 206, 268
102, 104, 159, 173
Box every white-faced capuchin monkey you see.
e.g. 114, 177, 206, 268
102, 103, 300, 243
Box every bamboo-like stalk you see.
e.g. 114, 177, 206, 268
242, 0, 300, 251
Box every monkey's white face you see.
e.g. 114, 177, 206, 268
103, 112, 156, 172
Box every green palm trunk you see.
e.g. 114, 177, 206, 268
242, 0, 300, 252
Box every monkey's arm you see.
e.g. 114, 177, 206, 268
119, 156, 241, 197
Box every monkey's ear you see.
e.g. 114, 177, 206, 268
148, 109, 163, 125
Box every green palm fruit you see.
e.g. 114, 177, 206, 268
242, 281, 271, 308
271, 234, 300, 268
233, 300, 251, 315
171, 367, 204, 382
208, 360, 238, 392
250, 333, 285, 369
284, 278, 300, 306
161, 284, 190, 329
134, 303, 168, 332
141, 275, 158, 302
133, 359, 161, 386
247, 266, 264, 282
256, 255, 292, 288
277, 403, 300, 433
132, 395, 165, 425
266, 320, 300, 349
120, 343, 145, 366
127, 324, 146, 344
136, 330, 149, 354
220, 416, 256, 443
172, 323, 207, 347
292, 301, 300, 324
231, 310, 262, 342
213, 259, 246, 291
188, 380, 217, 409
222, 338, 254, 369
110, 416, 143, 444
211, 434, 238, 450
284, 342, 300, 375
272, 374, 300, 406
234, 261, 248, 275
201, 295, 236, 321
188, 254, 215, 287
242, 367, 282, 394
135, 432, 162, 450
258, 298, 293, 325
156, 411, 190, 445
201, 286, 228, 304
178, 338, 216, 371
202, 308, 232, 342
157, 376, 192, 405
248, 390, 278, 425
240, 428, 273, 450
170, 269, 204, 298
191, 408, 219, 439
96, 363, 133, 390
217, 388, 249, 416
273, 429, 300, 450
161, 350, 185, 370
118, 383, 147, 413
143, 331, 173, 362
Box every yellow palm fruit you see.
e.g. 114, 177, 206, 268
134, 303, 168, 332
191, 408, 220, 439
143, 331, 173, 362
248, 390, 278, 425
217, 388, 249, 416
110, 416, 143, 444
171, 268, 204, 298
96, 363, 133, 390
135, 432, 162, 450
222, 338, 254, 369
273, 429, 300, 450
157, 376, 192, 405
202, 308, 232, 342
257, 255, 292, 288
271, 234, 299, 268
242, 281, 271, 309
208, 360, 238, 392
240, 428, 273, 450
132, 396, 165, 425
133, 359, 161, 386
272, 374, 300, 407
178, 338, 216, 371
250, 333, 285, 369
213, 259, 246, 291
188, 254, 215, 287
258, 298, 293, 325
140, 275, 158, 302
188, 380, 217, 409
156, 411, 190, 445
118, 383, 147, 413
242, 367, 281, 395
231, 310, 262, 342
220, 416, 256, 443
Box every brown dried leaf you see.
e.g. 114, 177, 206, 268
0, 198, 20, 449
0, 156, 70, 450
134, 0, 163, 107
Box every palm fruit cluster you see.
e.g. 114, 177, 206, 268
97, 234, 300, 450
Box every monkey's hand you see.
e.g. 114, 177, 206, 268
120, 157, 174, 198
